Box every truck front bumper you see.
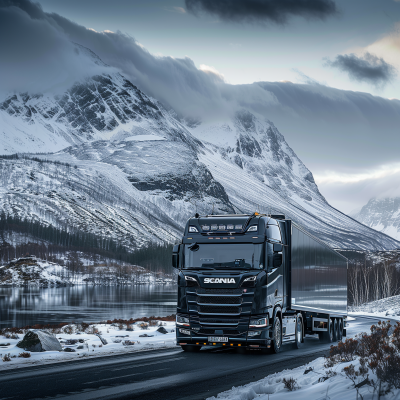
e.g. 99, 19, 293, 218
176, 326, 272, 348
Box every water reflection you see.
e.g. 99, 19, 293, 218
0, 285, 177, 328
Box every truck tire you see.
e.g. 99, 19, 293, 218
271, 316, 282, 353
338, 319, 343, 341
318, 319, 333, 343
295, 314, 304, 349
181, 345, 201, 352
333, 319, 338, 342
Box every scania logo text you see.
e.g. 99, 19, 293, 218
204, 278, 236, 284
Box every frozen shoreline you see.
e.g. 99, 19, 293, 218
0, 320, 177, 371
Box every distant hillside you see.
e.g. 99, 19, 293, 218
352, 197, 400, 241
0, 256, 174, 286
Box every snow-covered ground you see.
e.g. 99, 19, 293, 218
208, 356, 380, 400
349, 294, 400, 321
0, 321, 176, 370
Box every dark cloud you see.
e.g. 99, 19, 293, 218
185, 0, 338, 24
326, 52, 397, 86
0, 0, 112, 95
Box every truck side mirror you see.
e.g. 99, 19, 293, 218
273, 243, 283, 253
172, 244, 180, 269
273, 253, 282, 268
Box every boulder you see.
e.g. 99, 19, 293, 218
17, 330, 62, 352
157, 327, 168, 334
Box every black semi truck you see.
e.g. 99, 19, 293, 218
172, 213, 348, 353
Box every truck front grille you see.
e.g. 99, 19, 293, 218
198, 305, 241, 314
197, 288, 242, 295
199, 318, 239, 324
197, 296, 241, 305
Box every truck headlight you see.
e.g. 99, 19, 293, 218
249, 317, 268, 328
241, 276, 256, 288
248, 331, 261, 337
176, 315, 190, 326
185, 276, 199, 287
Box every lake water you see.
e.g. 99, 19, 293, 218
0, 285, 177, 328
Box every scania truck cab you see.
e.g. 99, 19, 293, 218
172, 213, 348, 353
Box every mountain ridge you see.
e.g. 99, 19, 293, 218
353, 197, 400, 241
0, 45, 399, 252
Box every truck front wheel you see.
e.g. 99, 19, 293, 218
271, 316, 282, 353
181, 345, 201, 352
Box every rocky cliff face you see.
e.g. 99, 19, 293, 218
0, 46, 398, 251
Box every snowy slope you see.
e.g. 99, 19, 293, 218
0, 257, 71, 286
0, 46, 399, 251
352, 197, 400, 241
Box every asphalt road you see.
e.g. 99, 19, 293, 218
0, 316, 383, 400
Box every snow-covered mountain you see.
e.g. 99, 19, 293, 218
0, 45, 399, 251
352, 197, 400, 241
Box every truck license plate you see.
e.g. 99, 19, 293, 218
208, 337, 228, 342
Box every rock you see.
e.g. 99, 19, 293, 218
157, 327, 168, 334
139, 334, 154, 337
122, 340, 135, 346
64, 347, 76, 352
17, 330, 62, 352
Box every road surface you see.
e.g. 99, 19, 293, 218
0, 315, 383, 400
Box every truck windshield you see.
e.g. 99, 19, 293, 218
184, 243, 263, 269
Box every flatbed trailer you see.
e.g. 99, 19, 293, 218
172, 213, 348, 352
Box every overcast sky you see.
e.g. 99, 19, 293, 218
2, 0, 400, 214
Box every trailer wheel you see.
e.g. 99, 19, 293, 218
181, 345, 201, 352
319, 319, 333, 343
333, 319, 338, 342
295, 314, 304, 349
338, 319, 343, 341
271, 316, 282, 353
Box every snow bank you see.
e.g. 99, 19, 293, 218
208, 357, 385, 400
0, 321, 176, 370
349, 294, 400, 322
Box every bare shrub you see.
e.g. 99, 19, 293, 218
282, 377, 299, 391
2, 353, 11, 362
139, 323, 149, 330
80, 322, 89, 332
18, 352, 31, 358
326, 320, 400, 393
63, 325, 74, 335
326, 338, 359, 366
318, 369, 337, 383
